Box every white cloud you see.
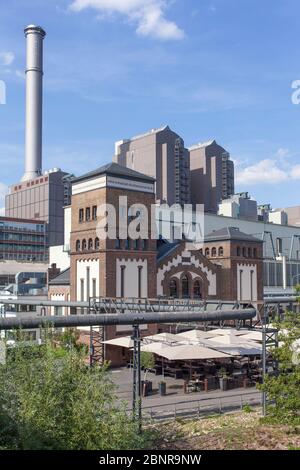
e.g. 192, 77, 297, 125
235, 148, 300, 186
69, 0, 184, 40
236, 159, 288, 185
0, 51, 15, 66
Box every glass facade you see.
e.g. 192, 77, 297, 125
0, 218, 48, 262
264, 260, 300, 287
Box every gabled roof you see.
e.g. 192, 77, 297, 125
49, 268, 70, 286
188, 140, 216, 151
157, 239, 182, 261
205, 227, 262, 243
71, 162, 155, 185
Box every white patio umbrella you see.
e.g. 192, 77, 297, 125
143, 332, 182, 344
155, 344, 231, 361
176, 330, 217, 341
102, 336, 133, 348
206, 334, 260, 347
140, 342, 168, 353
206, 328, 249, 336
240, 331, 263, 342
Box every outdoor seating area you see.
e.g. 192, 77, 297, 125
102, 327, 267, 396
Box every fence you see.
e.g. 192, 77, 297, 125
141, 391, 261, 423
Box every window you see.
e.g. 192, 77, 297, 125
169, 279, 178, 298
133, 239, 139, 250
76, 240, 81, 252
86, 267, 90, 300
276, 238, 283, 255
95, 238, 100, 250
138, 266, 143, 298
250, 270, 254, 301
218, 247, 224, 257
141, 239, 148, 250
120, 266, 126, 298
253, 248, 257, 258
193, 280, 202, 299
92, 278, 97, 298
211, 247, 217, 257
88, 238, 93, 250
205, 248, 210, 257
115, 238, 121, 249
80, 279, 84, 314
92, 205, 97, 220
82, 239, 87, 251
182, 275, 189, 298
86, 207, 91, 222
239, 270, 243, 300
248, 247, 252, 258
237, 246, 241, 256
199, 249, 203, 255
79, 209, 84, 223
125, 238, 130, 250
242, 247, 246, 257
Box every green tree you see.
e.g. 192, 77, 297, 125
0, 339, 152, 450
140, 352, 155, 381
259, 312, 300, 424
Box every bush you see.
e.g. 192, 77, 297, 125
259, 312, 300, 425
0, 339, 151, 450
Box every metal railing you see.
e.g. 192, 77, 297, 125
140, 391, 261, 423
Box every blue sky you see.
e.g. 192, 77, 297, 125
1, 0, 300, 214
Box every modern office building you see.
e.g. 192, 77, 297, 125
5, 169, 71, 246
113, 125, 190, 206
276, 205, 300, 227
218, 192, 258, 221
0, 215, 48, 288
189, 140, 235, 213
0, 216, 48, 263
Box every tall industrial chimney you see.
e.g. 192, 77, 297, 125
21, 25, 46, 182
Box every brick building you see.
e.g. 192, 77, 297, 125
48, 163, 263, 366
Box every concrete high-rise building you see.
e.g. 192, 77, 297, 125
5, 169, 71, 247
189, 140, 234, 213
113, 126, 190, 206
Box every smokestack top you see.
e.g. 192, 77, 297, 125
24, 25, 46, 38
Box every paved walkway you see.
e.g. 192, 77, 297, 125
110, 367, 262, 419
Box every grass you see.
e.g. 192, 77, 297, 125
151, 411, 300, 450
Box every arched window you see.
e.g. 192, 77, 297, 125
193, 280, 202, 299
218, 247, 224, 257
182, 275, 189, 299
95, 238, 100, 250
169, 279, 178, 298
82, 239, 87, 251
205, 248, 210, 257
211, 247, 217, 257
248, 247, 252, 258
237, 246, 241, 256
88, 238, 93, 250
242, 247, 246, 257
76, 240, 81, 252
